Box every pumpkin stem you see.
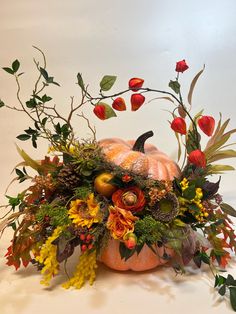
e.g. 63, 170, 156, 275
132, 131, 154, 153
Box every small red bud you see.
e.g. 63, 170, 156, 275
86, 234, 92, 241
171, 117, 187, 135
81, 244, 87, 252
122, 174, 132, 182
44, 215, 50, 222
88, 244, 93, 250
128, 78, 144, 91
124, 233, 137, 250
198, 115, 215, 136
112, 97, 126, 111
131, 94, 145, 111
175, 60, 189, 73
80, 234, 86, 241
188, 149, 206, 168
93, 105, 106, 120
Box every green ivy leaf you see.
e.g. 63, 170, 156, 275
50, 80, 60, 87
34, 121, 40, 131
32, 134, 38, 148
40, 67, 49, 80
42, 117, 47, 126
119, 242, 135, 261
9, 222, 17, 231
230, 287, 236, 311
218, 275, 226, 286
24, 127, 37, 135
100, 75, 117, 91
77, 73, 85, 91
2, 67, 14, 75
16, 134, 31, 141
218, 284, 226, 296
55, 123, 61, 134
0, 99, 5, 108
15, 168, 27, 183
26, 98, 38, 109
220, 203, 236, 217
41, 94, 52, 102
15, 168, 24, 177
226, 274, 236, 286
214, 275, 219, 288
169, 80, 180, 94
6, 194, 22, 210
12, 59, 20, 73
136, 243, 144, 255
200, 252, 210, 265
183, 185, 196, 200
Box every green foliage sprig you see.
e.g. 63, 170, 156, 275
36, 204, 71, 227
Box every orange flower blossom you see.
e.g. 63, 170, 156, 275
106, 206, 138, 240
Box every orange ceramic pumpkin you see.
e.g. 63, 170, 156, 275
99, 131, 181, 181
98, 131, 178, 271
100, 239, 175, 271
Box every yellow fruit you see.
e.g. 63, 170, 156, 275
94, 173, 117, 198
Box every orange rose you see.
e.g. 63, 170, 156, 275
112, 186, 146, 212
106, 206, 138, 240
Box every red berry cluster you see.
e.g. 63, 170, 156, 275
80, 233, 95, 252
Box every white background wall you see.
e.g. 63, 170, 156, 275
0, 1, 236, 313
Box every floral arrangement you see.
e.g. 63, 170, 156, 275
1, 48, 236, 311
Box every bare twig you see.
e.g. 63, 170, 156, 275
77, 112, 96, 140
32, 46, 47, 95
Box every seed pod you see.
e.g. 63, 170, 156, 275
171, 117, 187, 135
131, 94, 145, 111
128, 78, 144, 91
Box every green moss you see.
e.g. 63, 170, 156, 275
73, 185, 93, 200
36, 204, 70, 227
134, 215, 166, 245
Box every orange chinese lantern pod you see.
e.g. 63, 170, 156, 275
93, 104, 106, 120
112, 97, 126, 111
131, 93, 145, 111
188, 149, 206, 168
198, 115, 215, 136
128, 77, 144, 91
175, 59, 189, 73
171, 117, 187, 135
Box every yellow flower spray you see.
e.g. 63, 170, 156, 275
35, 226, 63, 286
62, 250, 97, 289
179, 178, 208, 222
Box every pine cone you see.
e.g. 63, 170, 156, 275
57, 164, 80, 190
151, 192, 179, 223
